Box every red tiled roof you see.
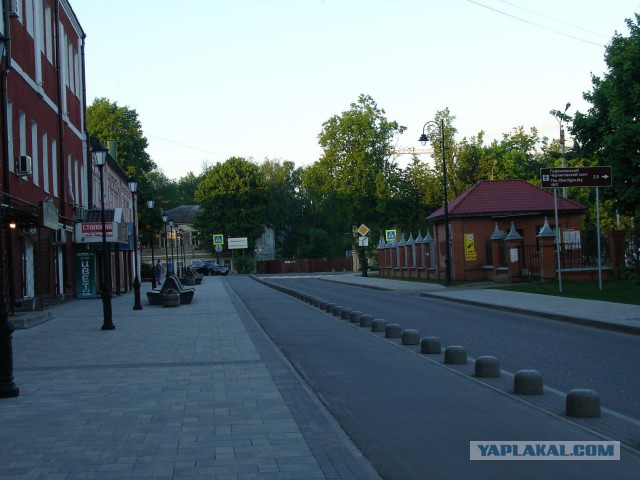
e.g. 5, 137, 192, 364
427, 180, 585, 220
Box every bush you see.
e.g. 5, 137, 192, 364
234, 255, 254, 274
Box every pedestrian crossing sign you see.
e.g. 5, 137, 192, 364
386, 230, 397, 242
213, 234, 224, 245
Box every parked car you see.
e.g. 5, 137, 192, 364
191, 261, 229, 276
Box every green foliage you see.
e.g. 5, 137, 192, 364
233, 254, 254, 274
87, 98, 156, 181
193, 157, 268, 252
259, 159, 306, 257
302, 94, 407, 251
571, 13, 640, 216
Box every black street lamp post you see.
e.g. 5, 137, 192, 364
0, 210, 19, 398
0, 32, 19, 399
162, 212, 169, 279
420, 119, 452, 286
93, 146, 115, 329
178, 228, 185, 275
128, 178, 142, 310
147, 200, 156, 289
169, 221, 175, 274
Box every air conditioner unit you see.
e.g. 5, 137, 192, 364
73, 206, 85, 221
19, 227, 37, 236
15, 155, 32, 177
7, 0, 19, 17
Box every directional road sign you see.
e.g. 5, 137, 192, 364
540, 166, 612, 188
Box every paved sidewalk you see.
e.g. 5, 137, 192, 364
319, 273, 640, 334
0, 277, 378, 480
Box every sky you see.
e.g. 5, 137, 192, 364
71, 0, 640, 180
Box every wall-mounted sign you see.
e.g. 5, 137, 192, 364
41, 198, 59, 230
464, 233, 477, 261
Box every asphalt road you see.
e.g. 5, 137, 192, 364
227, 275, 640, 480
257, 275, 640, 420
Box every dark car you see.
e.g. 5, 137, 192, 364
191, 261, 229, 276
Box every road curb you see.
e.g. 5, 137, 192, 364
420, 292, 640, 336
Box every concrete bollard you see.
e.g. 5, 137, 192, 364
444, 345, 467, 365
566, 389, 601, 418
385, 324, 402, 338
318, 300, 329, 310
359, 315, 374, 328
324, 302, 336, 313
474, 356, 501, 378
340, 308, 352, 320
513, 370, 543, 395
420, 336, 441, 354
350, 311, 363, 323
371, 318, 387, 332
332, 305, 344, 316
401, 329, 420, 345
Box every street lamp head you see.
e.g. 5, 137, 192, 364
147, 199, 155, 209
418, 133, 429, 146
92, 146, 109, 167
128, 177, 138, 194
161, 212, 168, 223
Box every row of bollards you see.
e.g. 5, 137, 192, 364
256, 280, 602, 420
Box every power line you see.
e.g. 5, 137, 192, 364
496, 0, 609, 39
147, 133, 228, 158
466, 0, 604, 47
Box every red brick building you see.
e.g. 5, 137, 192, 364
378, 180, 586, 283
0, 1, 135, 310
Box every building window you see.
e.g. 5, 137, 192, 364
31, 121, 39, 186
42, 132, 49, 193
191, 232, 200, 247
52, 139, 58, 197
7, 102, 13, 173
25, 0, 35, 36
44, 5, 53, 63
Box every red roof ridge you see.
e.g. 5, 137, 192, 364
427, 179, 585, 220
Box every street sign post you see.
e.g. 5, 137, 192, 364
540, 166, 612, 292
540, 166, 612, 188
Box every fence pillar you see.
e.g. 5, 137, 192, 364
609, 230, 626, 275
490, 223, 505, 281
505, 222, 523, 283
538, 219, 557, 282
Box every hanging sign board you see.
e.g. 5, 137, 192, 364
540, 166, 612, 188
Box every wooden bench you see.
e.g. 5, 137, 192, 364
146, 275, 195, 305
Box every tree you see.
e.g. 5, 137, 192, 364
259, 159, 305, 257
303, 94, 406, 244
571, 14, 640, 216
87, 98, 155, 176
193, 157, 268, 252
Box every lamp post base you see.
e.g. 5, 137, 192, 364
101, 291, 115, 330
133, 276, 143, 310
0, 320, 19, 398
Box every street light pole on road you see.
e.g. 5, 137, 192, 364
420, 119, 452, 286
